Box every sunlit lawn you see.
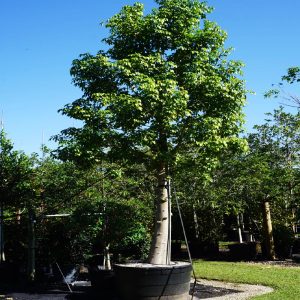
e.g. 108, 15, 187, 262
193, 260, 300, 299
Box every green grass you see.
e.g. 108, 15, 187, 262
193, 260, 300, 299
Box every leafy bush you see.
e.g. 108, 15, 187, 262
273, 224, 295, 258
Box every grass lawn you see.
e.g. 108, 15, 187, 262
193, 260, 300, 299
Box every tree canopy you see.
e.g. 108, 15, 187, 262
54, 0, 247, 171
0, 129, 33, 208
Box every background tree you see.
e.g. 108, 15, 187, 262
265, 66, 300, 107
216, 108, 300, 259
0, 130, 34, 264
0, 129, 37, 281
247, 109, 300, 258
30, 156, 154, 269
54, 0, 247, 265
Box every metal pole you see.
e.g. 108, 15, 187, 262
0, 126, 4, 263
56, 262, 73, 293
167, 178, 172, 265
173, 184, 197, 300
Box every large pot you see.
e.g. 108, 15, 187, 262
115, 261, 191, 300
89, 267, 115, 291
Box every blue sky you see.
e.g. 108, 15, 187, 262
1, 0, 299, 154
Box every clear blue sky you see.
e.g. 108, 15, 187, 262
1, 0, 299, 154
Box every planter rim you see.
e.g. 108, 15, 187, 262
115, 261, 191, 269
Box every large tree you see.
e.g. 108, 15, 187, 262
54, 0, 247, 265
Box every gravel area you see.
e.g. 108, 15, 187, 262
191, 279, 273, 299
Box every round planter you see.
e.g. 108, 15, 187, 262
114, 261, 191, 300
229, 242, 260, 261
88, 266, 115, 291
189, 242, 219, 258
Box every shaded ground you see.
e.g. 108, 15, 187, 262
192, 281, 240, 299
0, 279, 272, 300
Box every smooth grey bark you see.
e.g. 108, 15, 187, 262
103, 244, 111, 270
147, 162, 170, 265
237, 214, 243, 244
193, 203, 200, 240
292, 207, 297, 233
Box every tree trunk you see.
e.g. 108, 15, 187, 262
0, 201, 5, 262
292, 207, 297, 234
262, 201, 276, 260
103, 244, 111, 270
16, 208, 21, 225
237, 214, 243, 244
27, 209, 36, 281
147, 162, 170, 265
193, 203, 200, 240
289, 183, 297, 233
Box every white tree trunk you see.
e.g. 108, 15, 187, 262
237, 214, 243, 244
193, 203, 200, 240
147, 163, 170, 265
103, 244, 111, 270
